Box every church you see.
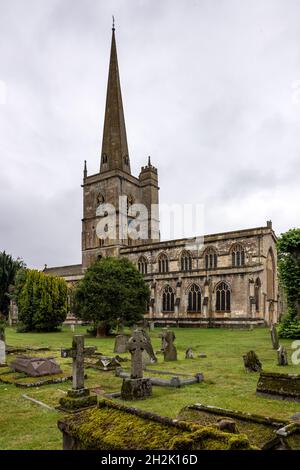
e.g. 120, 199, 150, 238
44, 26, 280, 327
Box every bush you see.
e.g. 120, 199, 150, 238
17, 269, 68, 332
278, 309, 300, 339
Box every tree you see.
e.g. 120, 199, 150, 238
0, 251, 25, 319
277, 228, 300, 339
17, 269, 68, 332
73, 257, 150, 335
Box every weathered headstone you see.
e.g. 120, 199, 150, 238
185, 348, 194, 359
277, 345, 288, 366
160, 329, 177, 361
59, 335, 97, 410
0, 325, 6, 366
243, 351, 262, 372
70, 324, 75, 333
257, 371, 300, 402
121, 330, 154, 400
141, 329, 157, 369
149, 321, 155, 331
10, 356, 62, 376
270, 324, 279, 350
113, 334, 130, 354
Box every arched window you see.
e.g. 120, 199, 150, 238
162, 285, 175, 312
181, 251, 192, 271
255, 278, 261, 312
102, 154, 108, 164
138, 256, 148, 275
231, 244, 245, 267
124, 155, 129, 166
187, 284, 201, 312
158, 253, 169, 273
266, 249, 275, 300
216, 282, 231, 312
205, 247, 218, 269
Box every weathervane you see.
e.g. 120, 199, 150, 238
112, 15, 115, 31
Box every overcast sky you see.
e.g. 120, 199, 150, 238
0, 0, 299, 269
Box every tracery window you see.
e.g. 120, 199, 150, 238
138, 256, 148, 275
162, 285, 175, 312
187, 284, 201, 312
181, 251, 192, 271
231, 244, 245, 267
158, 253, 169, 273
216, 282, 231, 312
205, 247, 218, 269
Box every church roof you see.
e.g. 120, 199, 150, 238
43, 264, 83, 278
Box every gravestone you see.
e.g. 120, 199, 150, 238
0, 325, 6, 366
160, 329, 177, 361
257, 371, 300, 402
141, 329, 157, 369
149, 321, 155, 331
243, 351, 262, 372
277, 345, 288, 366
11, 356, 62, 376
70, 324, 75, 333
113, 334, 130, 354
185, 348, 194, 359
121, 330, 153, 400
59, 335, 97, 410
270, 324, 279, 350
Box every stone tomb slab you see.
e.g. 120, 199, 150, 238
177, 403, 290, 450
57, 398, 255, 450
116, 367, 204, 388
10, 356, 62, 377
256, 372, 300, 402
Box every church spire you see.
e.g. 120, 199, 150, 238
100, 23, 131, 174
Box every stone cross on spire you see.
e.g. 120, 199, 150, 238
100, 24, 131, 174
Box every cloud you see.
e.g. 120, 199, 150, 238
0, 0, 299, 268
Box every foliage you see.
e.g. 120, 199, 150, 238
278, 309, 300, 339
0, 251, 25, 318
73, 257, 150, 333
277, 229, 300, 338
17, 269, 68, 332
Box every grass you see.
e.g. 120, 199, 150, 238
0, 325, 299, 449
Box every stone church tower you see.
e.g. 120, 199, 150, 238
82, 26, 159, 268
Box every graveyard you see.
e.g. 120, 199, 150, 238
1, 325, 300, 450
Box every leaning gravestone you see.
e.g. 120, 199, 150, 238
243, 351, 262, 372
185, 348, 194, 359
270, 323, 279, 350
114, 334, 130, 354
121, 330, 154, 400
277, 345, 288, 366
59, 335, 97, 411
0, 325, 6, 366
160, 329, 177, 361
11, 356, 62, 376
141, 329, 157, 369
